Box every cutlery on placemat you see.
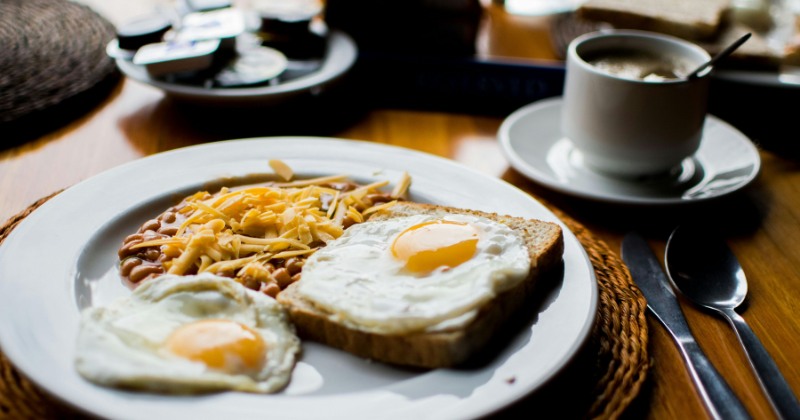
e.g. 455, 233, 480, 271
666, 226, 800, 420
621, 232, 752, 420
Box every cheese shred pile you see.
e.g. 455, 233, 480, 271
131, 168, 411, 288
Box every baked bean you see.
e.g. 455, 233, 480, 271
142, 230, 163, 241
286, 258, 303, 275
217, 268, 235, 278
120, 258, 143, 276
161, 212, 177, 223
366, 193, 393, 204
242, 276, 262, 291
124, 233, 143, 244
291, 273, 301, 283
140, 273, 160, 284
343, 216, 358, 229
129, 265, 164, 283
272, 268, 292, 289
263, 262, 275, 273
158, 253, 173, 263
118, 239, 143, 259
320, 182, 358, 192
260, 283, 280, 298
144, 248, 161, 261
158, 226, 179, 236
141, 219, 161, 232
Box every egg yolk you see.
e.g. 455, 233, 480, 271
392, 221, 479, 272
164, 319, 266, 373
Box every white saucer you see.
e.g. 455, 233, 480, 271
498, 97, 761, 206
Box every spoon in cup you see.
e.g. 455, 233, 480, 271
665, 226, 800, 420
686, 33, 751, 80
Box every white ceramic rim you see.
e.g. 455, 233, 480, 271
568, 29, 713, 84
116, 30, 357, 99
0, 137, 598, 420
498, 97, 762, 206
715, 68, 800, 88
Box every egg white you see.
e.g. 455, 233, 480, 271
296, 214, 531, 334
75, 273, 300, 394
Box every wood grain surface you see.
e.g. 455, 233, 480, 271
2, 1, 799, 419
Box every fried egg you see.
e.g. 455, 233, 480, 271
75, 273, 300, 393
296, 214, 531, 334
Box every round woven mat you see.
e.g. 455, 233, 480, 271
0, 0, 117, 125
0, 191, 649, 420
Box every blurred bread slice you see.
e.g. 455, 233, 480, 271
784, 39, 800, 66
782, 18, 800, 66
699, 23, 782, 69
577, 0, 731, 41
576, 0, 786, 69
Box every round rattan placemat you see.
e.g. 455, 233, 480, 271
0, 0, 117, 126
0, 191, 649, 420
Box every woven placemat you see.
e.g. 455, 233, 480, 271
0, 0, 117, 125
0, 191, 649, 420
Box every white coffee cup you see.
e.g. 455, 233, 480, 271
562, 30, 712, 177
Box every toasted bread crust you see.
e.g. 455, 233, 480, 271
278, 203, 564, 368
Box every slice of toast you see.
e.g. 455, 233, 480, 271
277, 202, 564, 368
577, 0, 730, 41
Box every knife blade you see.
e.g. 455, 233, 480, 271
622, 232, 752, 420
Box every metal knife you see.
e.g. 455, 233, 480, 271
622, 232, 753, 420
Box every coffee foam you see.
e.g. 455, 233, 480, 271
581, 49, 693, 81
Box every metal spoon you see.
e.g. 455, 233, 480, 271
666, 226, 800, 420
686, 33, 751, 80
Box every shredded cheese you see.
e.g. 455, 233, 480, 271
235, 235, 310, 249
139, 164, 411, 287
275, 174, 350, 188
392, 172, 411, 198
193, 202, 231, 223
326, 190, 340, 219
362, 200, 398, 216
269, 159, 294, 181
131, 238, 187, 249
270, 248, 318, 260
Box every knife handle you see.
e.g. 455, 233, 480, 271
680, 340, 753, 420
723, 308, 800, 420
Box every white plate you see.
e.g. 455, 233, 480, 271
116, 31, 357, 106
499, 98, 761, 206
0, 138, 597, 420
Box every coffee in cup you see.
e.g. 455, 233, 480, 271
561, 30, 712, 177
581, 49, 693, 82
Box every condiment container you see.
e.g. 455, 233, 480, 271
133, 40, 221, 76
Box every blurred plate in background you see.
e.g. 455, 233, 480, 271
116, 30, 356, 107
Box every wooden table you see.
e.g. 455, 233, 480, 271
2, 2, 799, 419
